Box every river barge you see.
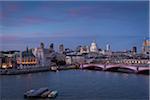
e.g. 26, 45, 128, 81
24, 87, 58, 98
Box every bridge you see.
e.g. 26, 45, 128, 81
80, 64, 150, 74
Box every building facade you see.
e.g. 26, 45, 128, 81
59, 44, 64, 54
0, 51, 19, 69
17, 49, 38, 69
142, 39, 150, 55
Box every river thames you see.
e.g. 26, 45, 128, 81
0, 70, 149, 100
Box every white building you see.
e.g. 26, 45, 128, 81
86, 46, 90, 53
65, 56, 72, 64
90, 41, 98, 53
65, 55, 85, 64
32, 42, 48, 66
80, 45, 90, 54
106, 44, 110, 51
32, 48, 45, 66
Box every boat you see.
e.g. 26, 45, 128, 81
51, 66, 58, 71
24, 87, 48, 98
24, 88, 58, 98
40, 90, 51, 98
24, 89, 35, 98
48, 90, 58, 98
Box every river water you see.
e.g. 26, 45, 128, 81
0, 70, 149, 100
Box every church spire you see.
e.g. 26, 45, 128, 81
26, 46, 29, 52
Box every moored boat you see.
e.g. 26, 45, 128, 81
40, 90, 51, 98
24, 89, 35, 98
24, 87, 48, 98
24, 88, 58, 99
51, 66, 58, 71
48, 90, 58, 98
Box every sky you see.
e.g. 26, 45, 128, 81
0, 1, 149, 52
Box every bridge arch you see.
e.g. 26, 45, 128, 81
82, 64, 104, 70
137, 69, 150, 75
105, 64, 137, 73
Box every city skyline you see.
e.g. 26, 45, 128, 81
0, 1, 149, 51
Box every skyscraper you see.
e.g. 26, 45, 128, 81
142, 39, 150, 55
59, 44, 64, 54
106, 44, 110, 51
40, 42, 45, 49
131, 46, 137, 54
49, 43, 54, 53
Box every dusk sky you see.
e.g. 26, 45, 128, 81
0, 1, 149, 52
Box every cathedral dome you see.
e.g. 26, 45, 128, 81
90, 41, 98, 52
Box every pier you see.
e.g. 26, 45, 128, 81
0, 65, 78, 75
0, 66, 50, 75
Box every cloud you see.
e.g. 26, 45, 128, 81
67, 6, 117, 20
68, 6, 92, 16
7, 4, 19, 12
23, 16, 65, 25
1, 15, 66, 27
23, 16, 46, 24
39, 4, 51, 11
0, 35, 18, 42
1, 2, 21, 16
0, 13, 5, 20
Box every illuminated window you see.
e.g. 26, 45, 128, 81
138, 61, 141, 64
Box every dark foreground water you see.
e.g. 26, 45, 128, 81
0, 70, 149, 100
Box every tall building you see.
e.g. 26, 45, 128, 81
59, 44, 64, 54
90, 41, 98, 53
40, 42, 44, 49
106, 44, 110, 51
32, 42, 46, 66
142, 39, 150, 55
86, 46, 90, 53
49, 43, 54, 53
131, 46, 137, 54
32, 43, 54, 66
105, 44, 112, 55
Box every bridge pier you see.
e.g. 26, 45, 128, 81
136, 66, 139, 71
80, 64, 83, 69
103, 64, 107, 71
135, 66, 139, 73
